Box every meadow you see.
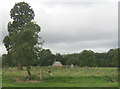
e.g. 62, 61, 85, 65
2, 66, 118, 87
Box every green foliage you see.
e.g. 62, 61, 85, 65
66, 53, 79, 65
2, 48, 119, 67
55, 53, 67, 65
38, 49, 54, 66
65, 48, 118, 67
79, 50, 96, 67
10, 2, 35, 25
95, 53, 107, 67
2, 54, 15, 67
106, 49, 118, 67
66, 50, 96, 67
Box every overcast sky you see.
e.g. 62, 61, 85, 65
0, 0, 119, 55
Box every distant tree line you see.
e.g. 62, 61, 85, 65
2, 48, 119, 67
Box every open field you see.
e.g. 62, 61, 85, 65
2, 66, 118, 87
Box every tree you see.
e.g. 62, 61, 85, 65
38, 49, 54, 66
66, 53, 79, 65
79, 50, 96, 67
106, 49, 118, 67
2, 54, 11, 67
3, 2, 42, 80
55, 53, 65, 65
95, 52, 107, 67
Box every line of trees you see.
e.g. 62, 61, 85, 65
65, 48, 118, 67
2, 48, 119, 67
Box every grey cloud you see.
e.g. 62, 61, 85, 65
0, 0, 118, 54
41, 31, 117, 44
38, 4, 117, 44
43, 39, 117, 54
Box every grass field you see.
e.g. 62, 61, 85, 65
0, 69, 2, 88
2, 66, 118, 87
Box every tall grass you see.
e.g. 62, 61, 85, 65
2, 66, 118, 87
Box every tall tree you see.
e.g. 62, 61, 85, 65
3, 2, 42, 79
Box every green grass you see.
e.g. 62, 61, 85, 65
2, 66, 118, 87
0, 69, 2, 88
0, 57, 2, 88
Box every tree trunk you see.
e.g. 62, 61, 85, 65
17, 64, 23, 70
26, 65, 32, 80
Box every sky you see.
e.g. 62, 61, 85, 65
0, 0, 119, 55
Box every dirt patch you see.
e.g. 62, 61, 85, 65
15, 78, 46, 83
16, 80, 45, 83
110, 79, 117, 82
